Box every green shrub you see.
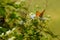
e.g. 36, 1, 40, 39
0, 0, 59, 40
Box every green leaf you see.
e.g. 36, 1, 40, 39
0, 27, 7, 34
16, 34, 23, 40
0, 6, 5, 17
9, 12, 16, 19
32, 19, 38, 26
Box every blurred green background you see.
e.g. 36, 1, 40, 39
27, 0, 60, 36
46, 0, 60, 35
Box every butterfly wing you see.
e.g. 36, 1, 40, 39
39, 9, 45, 17
36, 9, 45, 17
36, 11, 40, 17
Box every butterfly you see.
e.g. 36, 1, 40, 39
36, 9, 45, 17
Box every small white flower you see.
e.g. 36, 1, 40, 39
0, 27, 2, 28
30, 14, 36, 19
29, 12, 34, 15
1, 33, 4, 36
8, 36, 15, 40
12, 27, 16, 31
15, 1, 21, 5
40, 17, 46, 20
40, 17, 50, 21
30, 12, 36, 19
6, 30, 11, 35
0, 33, 4, 37
19, 20, 24, 24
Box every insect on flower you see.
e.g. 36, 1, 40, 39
36, 9, 45, 17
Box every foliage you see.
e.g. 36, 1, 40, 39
0, 0, 59, 40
